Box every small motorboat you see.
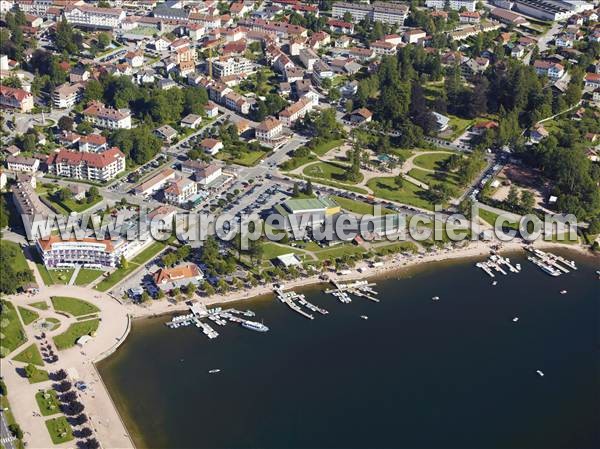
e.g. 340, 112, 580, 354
432, 296, 440, 301
560, 290, 567, 295
512, 317, 519, 322
536, 370, 544, 377
360, 315, 368, 320
492, 280, 498, 286
208, 369, 221, 374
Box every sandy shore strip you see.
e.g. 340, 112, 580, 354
123, 239, 595, 320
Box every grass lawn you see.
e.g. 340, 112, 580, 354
373, 241, 418, 255
0, 240, 28, 272
311, 139, 344, 157
35, 390, 61, 416
216, 150, 268, 167
95, 241, 166, 292
36, 267, 74, 286
74, 268, 104, 286
332, 196, 395, 215
0, 300, 27, 357
262, 243, 306, 261
43, 317, 61, 331
408, 168, 461, 189
18, 306, 39, 325
280, 153, 316, 171
27, 365, 49, 384
443, 115, 475, 141
28, 301, 49, 310
294, 174, 369, 194
412, 152, 456, 171
478, 208, 518, 230
423, 80, 444, 101
53, 319, 100, 350
12, 343, 44, 366
367, 177, 433, 211
314, 244, 366, 261
51, 297, 100, 317
45, 416, 74, 444
303, 161, 363, 184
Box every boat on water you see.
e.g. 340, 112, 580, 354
492, 280, 498, 286
208, 369, 221, 374
241, 320, 269, 332
360, 315, 368, 320
536, 370, 544, 377
432, 296, 440, 301
512, 317, 519, 322
560, 290, 568, 295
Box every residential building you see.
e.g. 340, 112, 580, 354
201, 138, 223, 155
155, 125, 178, 142
327, 18, 354, 34
52, 82, 84, 108
47, 147, 126, 182
205, 101, 219, 118
533, 60, 565, 79
459, 11, 481, 22
83, 101, 132, 129
180, 160, 222, 185
403, 29, 427, 44
12, 175, 54, 240
212, 57, 254, 78
349, 108, 373, 124
164, 177, 197, 206
78, 134, 107, 153
0, 85, 34, 112
152, 263, 204, 291
69, 66, 90, 83
181, 114, 202, 129
332, 2, 410, 25
426, 0, 476, 11
255, 117, 283, 143
279, 96, 314, 127
584, 73, 600, 90
224, 91, 252, 115
299, 48, 319, 71
63, 5, 126, 29
125, 49, 144, 67
6, 155, 39, 173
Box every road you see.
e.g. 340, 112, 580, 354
0, 409, 17, 449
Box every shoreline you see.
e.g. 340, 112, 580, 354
97, 240, 599, 449
122, 240, 597, 324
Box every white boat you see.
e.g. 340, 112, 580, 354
360, 315, 368, 320
241, 320, 269, 332
432, 296, 440, 301
512, 317, 519, 322
208, 369, 221, 374
560, 290, 567, 295
536, 370, 544, 377
492, 281, 498, 286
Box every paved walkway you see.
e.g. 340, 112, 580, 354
1, 283, 134, 449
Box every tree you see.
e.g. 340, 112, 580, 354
140, 291, 150, 302
506, 185, 520, 210
76, 121, 94, 135
320, 77, 332, 90
24, 364, 36, 379
97, 32, 111, 49
305, 180, 314, 196
87, 186, 100, 203
292, 182, 300, 198
58, 115, 74, 131
8, 424, 23, 440
120, 255, 128, 269
83, 79, 103, 103
394, 174, 404, 188
519, 190, 535, 213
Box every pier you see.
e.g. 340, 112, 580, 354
274, 287, 316, 319
525, 247, 576, 276
324, 280, 380, 303
475, 254, 521, 279
165, 304, 268, 338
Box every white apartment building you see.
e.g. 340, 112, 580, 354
256, 117, 283, 143
279, 97, 314, 127
180, 160, 222, 185
0, 86, 34, 112
164, 177, 198, 206
332, 2, 409, 25
6, 155, 40, 173
212, 57, 254, 78
47, 147, 126, 182
426, 0, 477, 11
83, 101, 132, 129
63, 5, 126, 30
533, 60, 565, 79
52, 82, 84, 108
299, 48, 319, 71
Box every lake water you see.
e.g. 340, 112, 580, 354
98, 251, 599, 449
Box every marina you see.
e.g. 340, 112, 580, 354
475, 254, 521, 278
165, 303, 269, 338
525, 247, 577, 277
